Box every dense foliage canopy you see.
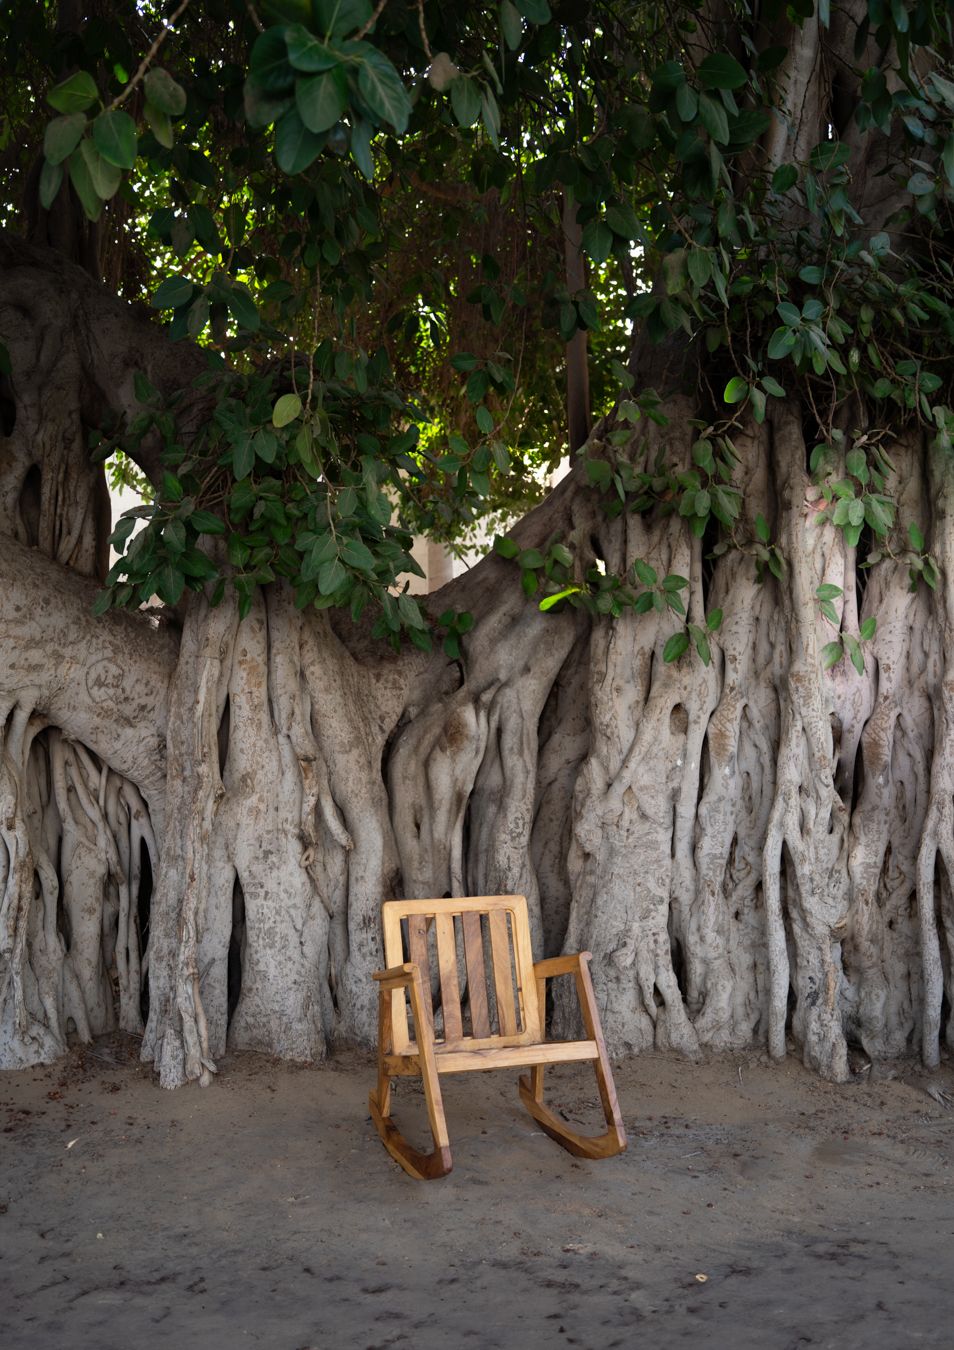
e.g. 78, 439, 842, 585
2, 0, 953, 660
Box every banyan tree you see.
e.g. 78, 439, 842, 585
1, 0, 953, 1086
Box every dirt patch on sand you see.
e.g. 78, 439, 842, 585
2, 1042, 953, 1348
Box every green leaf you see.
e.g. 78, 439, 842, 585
163, 518, 187, 554
275, 107, 326, 173
606, 203, 641, 239
691, 628, 711, 666
190, 510, 226, 535
500, 0, 523, 49
859, 616, 877, 641
66, 147, 103, 222
539, 586, 581, 612
698, 53, 747, 90
225, 286, 260, 331
724, 376, 748, 404
771, 163, 798, 193
516, 0, 550, 20
145, 99, 175, 148
816, 583, 843, 601
864, 495, 894, 536
341, 537, 376, 571
810, 140, 850, 171
821, 640, 843, 670
451, 74, 481, 126
286, 25, 340, 72
350, 116, 374, 178
687, 248, 711, 288
755, 514, 771, 543
908, 522, 925, 551
818, 598, 839, 623
357, 47, 411, 134
273, 393, 303, 427
318, 558, 347, 595
155, 563, 185, 606
767, 326, 797, 359
843, 632, 864, 675
943, 135, 954, 189
633, 559, 658, 587
248, 26, 295, 94
92, 109, 137, 169
39, 159, 63, 209
110, 514, 138, 550
663, 631, 690, 663
143, 68, 187, 116
73, 139, 119, 201
761, 375, 785, 398
312, 0, 372, 37
582, 219, 614, 265
706, 608, 723, 632
845, 448, 867, 479
585, 458, 612, 489
907, 171, 935, 196
233, 437, 255, 480
252, 429, 277, 467
494, 535, 520, 559
152, 274, 194, 309
697, 93, 729, 145
296, 68, 347, 134
549, 543, 573, 568
475, 405, 494, 435
162, 471, 184, 502
395, 593, 424, 629
43, 113, 86, 166
48, 71, 99, 114
481, 90, 501, 148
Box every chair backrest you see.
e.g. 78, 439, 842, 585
382, 895, 541, 1052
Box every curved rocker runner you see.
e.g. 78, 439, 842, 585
368, 895, 627, 1179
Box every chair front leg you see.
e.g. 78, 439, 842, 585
369, 965, 453, 1180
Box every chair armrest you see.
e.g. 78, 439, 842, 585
533, 952, 592, 980
373, 962, 421, 991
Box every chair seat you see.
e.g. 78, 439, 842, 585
386, 1039, 599, 1076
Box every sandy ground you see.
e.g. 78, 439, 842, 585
1, 1038, 953, 1350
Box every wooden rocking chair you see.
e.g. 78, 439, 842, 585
368, 894, 626, 1179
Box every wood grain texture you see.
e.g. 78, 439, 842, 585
434, 911, 463, 1041
461, 911, 491, 1038
488, 909, 518, 1035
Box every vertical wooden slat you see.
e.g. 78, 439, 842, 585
511, 896, 541, 1040
375, 984, 393, 1117
489, 909, 518, 1035
461, 911, 490, 1037
407, 914, 433, 1037
383, 904, 410, 1052
434, 912, 463, 1042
